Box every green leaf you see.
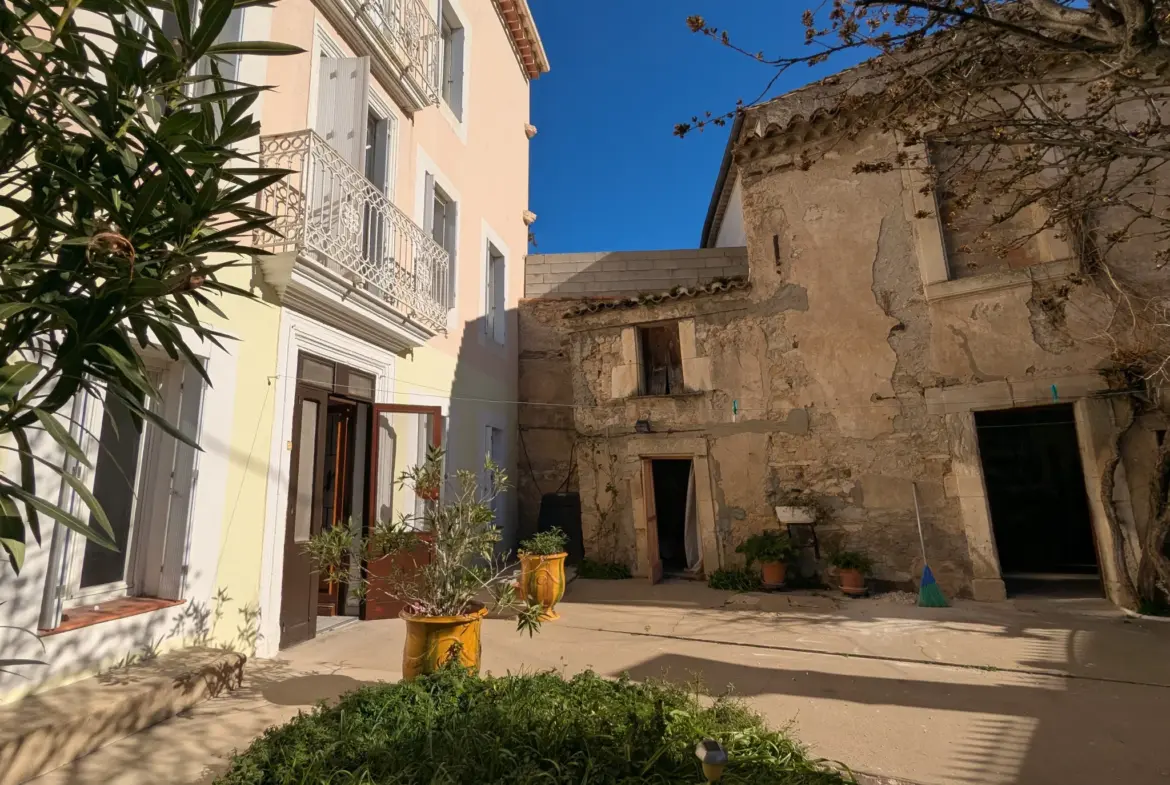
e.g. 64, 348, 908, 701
57, 471, 114, 540
0, 303, 35, 323
19, 36, 55, 54
204, 40, 304, 56
0, 362, 43, 402
0, 116, 11, 135
191, 0, 234, 58
32, 408, 92, 469
107, 385, 200, 450
129, 171, 170, 230
10, 429, 40, 545
53, 92, 111, 143
97, 345, 154, 398
0, 496, 26, 573
0, 480, 118, 552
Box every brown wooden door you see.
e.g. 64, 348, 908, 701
643, 460, 663, 584
362, 404, 443, 620
280, 384, 329, 648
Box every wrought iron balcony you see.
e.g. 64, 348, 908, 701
336, 0, 441, 110
255, 130, 449, 336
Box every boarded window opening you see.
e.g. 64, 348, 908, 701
639, 323, 683, 396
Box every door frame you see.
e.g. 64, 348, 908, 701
628, 439, 719, 583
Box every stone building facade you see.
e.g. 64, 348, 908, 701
518, 95, 1167, 608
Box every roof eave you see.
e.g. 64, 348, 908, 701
494, 0, 550, 80
699, 112, 744, 249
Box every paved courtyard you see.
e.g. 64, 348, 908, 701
29, 579, 1170, 785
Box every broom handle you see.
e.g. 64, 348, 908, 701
912, 482, 928, 563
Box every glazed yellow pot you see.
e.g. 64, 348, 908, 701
400, 604, 487, 680
519, 552, 567, 621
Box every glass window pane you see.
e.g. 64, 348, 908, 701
293, 399, 320, 543
348, 371, 375, 401
300, 356, 334, 390
79, 393, 144, 588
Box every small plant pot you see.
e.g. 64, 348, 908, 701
519, 552, 567, 621
760, 561, 787, 587
401, 604, 487, 680
838, 568, 866, 596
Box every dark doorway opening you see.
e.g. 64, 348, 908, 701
651, 459, 692, 573
975, 404, 1103, 598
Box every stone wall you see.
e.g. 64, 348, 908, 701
518, 127, 1167, 605
525, 248, 748, 298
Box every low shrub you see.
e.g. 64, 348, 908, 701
736, 530, 796, 567
829, 550, 872, 573
708, 568, 763, 592
217, 668, 849, 785
576, 558, 632, 579
518, 527, 569, 556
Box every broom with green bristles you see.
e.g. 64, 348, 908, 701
912, 482, 949, 608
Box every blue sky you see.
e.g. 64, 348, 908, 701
527, 0, 859, 254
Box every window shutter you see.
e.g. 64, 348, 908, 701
450, 27, 466, 120
423, 173, 435, 234
315, 56, 370, 170
156, 362, 206, 600
492, 256, 506, 344
446, 200, 458, 306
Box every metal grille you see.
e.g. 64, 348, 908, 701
361, 0, 442, 105
256, 130, 450, 333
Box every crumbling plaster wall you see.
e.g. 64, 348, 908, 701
518, 127, 1162, 601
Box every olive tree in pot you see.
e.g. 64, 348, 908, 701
517, 528, 569, 621
737, 530, 796, 587
830, 551, 873, 597
304, 449, 542, 679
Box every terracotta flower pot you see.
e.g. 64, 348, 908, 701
400, 603, 487, 680
760, 561, 787, 587
519, 552, 567, 621
838, 568, 866, 596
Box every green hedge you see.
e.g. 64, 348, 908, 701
218, 668, 849, 784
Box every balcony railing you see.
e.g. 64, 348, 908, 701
256, 130, 449, 333
357, 0, 441, 107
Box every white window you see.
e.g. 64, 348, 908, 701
64, 359, 204, 605
425, 175, 458, 308
438, 0, 465, 121
485, 243, 505, 344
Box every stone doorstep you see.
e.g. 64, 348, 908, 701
0, 647, 245, 785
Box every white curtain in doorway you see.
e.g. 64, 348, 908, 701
684, 464, 702, 573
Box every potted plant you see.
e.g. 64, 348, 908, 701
830, 550, 872, 596
303, 450, 542, 679
517, 528, 569, 620
736, 530, 796, 587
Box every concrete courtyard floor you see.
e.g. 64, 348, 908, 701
29, 579, 1170, 785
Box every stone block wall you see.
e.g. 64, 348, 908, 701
525, 248, 748, 298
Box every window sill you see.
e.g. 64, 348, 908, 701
631, 390, 707, 401
39, 597, 185, 637
924, 259, 1078, 303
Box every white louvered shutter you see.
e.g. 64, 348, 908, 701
315, 56, 370, 170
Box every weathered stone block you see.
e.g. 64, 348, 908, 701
682, 357, 711, 391
611, 364, 640, 399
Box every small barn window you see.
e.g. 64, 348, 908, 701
639, 323, 683, 395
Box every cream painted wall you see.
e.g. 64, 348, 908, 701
258, 0, 533, 526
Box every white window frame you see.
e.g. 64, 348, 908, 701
480, 220, 510, 346
366, 92, 398, 199
62, 359, 182, 606
484, 243, 505, 344
435, 0, 470, 141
